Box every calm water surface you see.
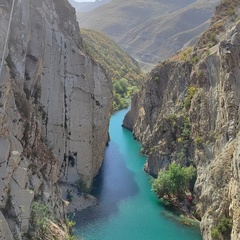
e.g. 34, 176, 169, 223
74, 109, 202, 240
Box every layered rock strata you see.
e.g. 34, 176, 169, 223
123, 1, 240, 239
0, 0, 112, 238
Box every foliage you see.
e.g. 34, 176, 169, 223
181, 117, 191, 140
180, 47, 193, 61
67, 219, 75, 229
77, 179, 91, 194
66, 218, 76, 235
30, 201, 80, 240
158, 123, 167, 134
211, 217, 233, 239
30, 201, 51, 239
152, 164, 197, 199
194, 137, 204, 147
211, 228, 220, 239
149, 145, 158, 154
191, 55, 199, 64
81, 28, 144, 111
183, 86, 197, 109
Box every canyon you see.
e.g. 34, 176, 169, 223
1, 0, 240, 239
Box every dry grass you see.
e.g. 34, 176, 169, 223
168, 47, 193, 62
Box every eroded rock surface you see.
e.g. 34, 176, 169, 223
123, 1, 240, 239
0, 0, 112, 238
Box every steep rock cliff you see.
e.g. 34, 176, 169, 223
123, 0, 240, 239
0, 0, 112, 238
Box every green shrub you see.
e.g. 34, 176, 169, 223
180, 47, 192, 61
217, 217, 233, 234
192, 56, 199, 64
211, 228, 220, 239
150, 145, 158, 154
152, 163, 197, 199
181, 117, 191, 140
194, 137, 204, 147
31, 201, 51, 238
77, 179, 91, 194
183, 86, 197, 109
197, 71, 203, 78
188, 86, 197, 99
66, 218, 75, 235
159, 123, 167, 134
205, 49, 211, 57
211, 217, 233, 239
183, 99, 191, 109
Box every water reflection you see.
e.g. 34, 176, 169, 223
74, 140, 139, 228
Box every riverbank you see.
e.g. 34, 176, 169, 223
74, 109, 201, 240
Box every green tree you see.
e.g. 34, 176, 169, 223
152, 164, 197, 199
81, 28, 144, 111
113, 78, 129, 97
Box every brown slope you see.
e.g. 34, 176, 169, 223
77, 0, 220, 70
78, 0, 197, 38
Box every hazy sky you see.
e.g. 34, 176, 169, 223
75, 0, 95, 2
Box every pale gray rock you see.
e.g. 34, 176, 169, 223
0, 0, 112, 238
0, 211, 14, 240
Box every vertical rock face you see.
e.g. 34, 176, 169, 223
123, 0, 240, 239
0, 0, 112, 238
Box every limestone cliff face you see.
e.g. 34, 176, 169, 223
123, 0, 240, 239
0, 0, 112, 238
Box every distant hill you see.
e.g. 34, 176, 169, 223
68, 0, 112, 12
81, 29, 144, 111
77, 0, 220, 70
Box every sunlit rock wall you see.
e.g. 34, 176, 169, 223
0, 0, 112, 238
123, 1, 240, 239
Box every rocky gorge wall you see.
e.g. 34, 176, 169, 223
0, 0, 112, 239
123, 0, 240, 239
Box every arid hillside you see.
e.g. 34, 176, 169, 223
77, 0, 220, 70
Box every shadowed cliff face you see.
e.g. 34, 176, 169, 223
123, 0, 240, 239
0, 0, 112, 238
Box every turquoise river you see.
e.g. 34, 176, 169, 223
74, 109, 202, 240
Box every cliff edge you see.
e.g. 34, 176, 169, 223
0, 0, 112, 238
123, 0, 240, 239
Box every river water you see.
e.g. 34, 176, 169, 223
74, 109, 202, 240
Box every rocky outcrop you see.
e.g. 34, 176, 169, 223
123, 0, 240, 239
0, 0, 112, 238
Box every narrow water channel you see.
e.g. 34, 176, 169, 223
74, 109, 202, 240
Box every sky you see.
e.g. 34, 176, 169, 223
75, 0, 95, 2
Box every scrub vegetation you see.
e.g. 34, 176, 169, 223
152, 163, 197, 200
81, 28, 144, 111
29, 201, 78, 240
211, 217, 233, 239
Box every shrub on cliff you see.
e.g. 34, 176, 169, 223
152, 163, 197, 200
30, 201, 79, 240
211, 217, 233, 239
30, 201, 51, 238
